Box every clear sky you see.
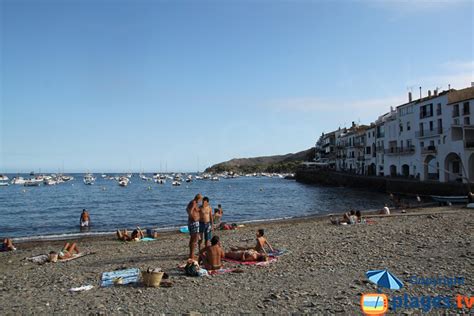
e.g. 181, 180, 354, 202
1, 0, 473, 173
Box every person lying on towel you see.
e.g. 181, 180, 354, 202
48, 242, 80, 262
116, 227, 144, 241
199, 236, 225, 271
225, 249, 268, 262
230, 229, 274, 255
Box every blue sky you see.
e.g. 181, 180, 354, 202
1, 0, 473, 172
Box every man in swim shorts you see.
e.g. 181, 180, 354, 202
187, 194, 202, 260
198, 196, 213, 250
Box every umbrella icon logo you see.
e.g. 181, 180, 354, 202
360, 270, 403, 315
366, 269, 404, 290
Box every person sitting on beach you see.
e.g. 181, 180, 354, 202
198, 197, 213, 251
213, 204, 223, 229
49, 242, 80, 262
187, 194, 202, 260
145, 228, 159, 239
231, 229, 274, 255
355, 210, 366, 223
80, 209, 90, 227
1, 238, 16, 252
225, 249, 268, 262
330, 210, 357, 225
116, 227, 144, 241
199, 236, 224, 271
380, 204, 391, 215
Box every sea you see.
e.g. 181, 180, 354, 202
0, 174, 390, 240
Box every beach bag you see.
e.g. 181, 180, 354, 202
141, 268, 164, 287
184, 261, 200, 277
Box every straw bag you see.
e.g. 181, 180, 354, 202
141, 268, 164, 287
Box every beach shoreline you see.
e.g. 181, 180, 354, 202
10, 202, 440, 245
1, 205, 472, 314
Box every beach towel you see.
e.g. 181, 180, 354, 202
58, 252, 89, 262
223, 257, 278, 266
268, 249, 288, 257
26, 254, 49, 265
140, 237, 157, 242
100, 268, 140, 287
207, 268, 239, 275
26, 252, 91, 264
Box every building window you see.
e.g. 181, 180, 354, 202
407, 121, 411, 131
465, 116, 470, 125
453, 104, 459, 117
437, 103, 442, 115
438, 119, 443, 133
429, 121, 434, 131
463, 102, 470, 115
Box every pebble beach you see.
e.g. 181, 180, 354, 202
0, 206, 472, 314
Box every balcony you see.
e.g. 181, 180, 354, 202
421, 146, 437, 154
415, 128, 443, 138
465, 141, 474, 149
384, 146, 415, 155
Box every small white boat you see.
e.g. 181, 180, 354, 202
24, 180, 40, 187
431, 195, 468, 204
172, 181, 181, 186
11, 177, 26, 185
211, 176, 220, 181
43, 178, 58, 185
118, 176, 129, 187
155, 179, 166, 184
83, 174, 96, 185
0, 182, 9, 187
0, 175, 9, 181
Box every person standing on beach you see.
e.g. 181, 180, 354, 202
198, 197, 213, 251
187, 194, 202, 260
80, 209, 90, 227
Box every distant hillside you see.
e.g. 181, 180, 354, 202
205, 148, 315, 173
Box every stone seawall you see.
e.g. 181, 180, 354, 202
295, 168, 471, 196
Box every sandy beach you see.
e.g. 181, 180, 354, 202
0, 206, 472, 315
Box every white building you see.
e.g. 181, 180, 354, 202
315, 85, 474, 183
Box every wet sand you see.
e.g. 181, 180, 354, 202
0, 206, 472, 314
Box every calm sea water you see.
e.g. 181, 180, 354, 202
0, 174, 390, 239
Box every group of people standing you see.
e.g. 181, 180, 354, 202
186, 194, 222, 259
186, 193, 274, 271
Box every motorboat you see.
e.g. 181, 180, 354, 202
43, 178, 58, 185
431, 195, 468, 204
24, 180, 40, 187
118, 176, 129, 187
211, 176, 220, 181
172, 181, 181, 186
0, 181, 9, 187
83, 174, 96, 185
0, 175, 9, 181
11, 177, 26, 185
155, 179, 166, 184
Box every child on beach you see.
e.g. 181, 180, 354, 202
1, 238, 16, 252
213, 204, 223, 229
231, 229, 274, 255
198, 197, 213, 251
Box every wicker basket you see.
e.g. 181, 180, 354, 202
141, 268, 164, 287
